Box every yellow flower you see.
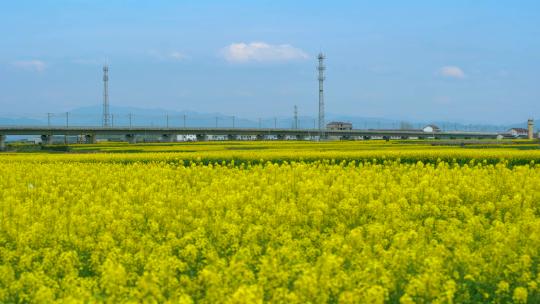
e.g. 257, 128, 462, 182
513, 287, 528, 303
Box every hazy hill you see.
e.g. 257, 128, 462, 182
1, 105, 535, 133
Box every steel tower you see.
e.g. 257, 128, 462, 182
317, 53, 325, 138
102, 65, 110, 127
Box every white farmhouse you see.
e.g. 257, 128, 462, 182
423, 124, 441, 133
508, 128, 528, 138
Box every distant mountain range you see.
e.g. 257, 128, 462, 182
0, 105, 536, 135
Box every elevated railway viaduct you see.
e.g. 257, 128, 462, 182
0, 126, 499, 150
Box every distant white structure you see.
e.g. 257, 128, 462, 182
423, 124, 441, 133
29, 137, 42, 144
508, 128, 528, 137
177, 134, 197, 141
326, 122, 353, 140
327, 121, 352, 130
285, 135, 300, 140
264, 135, 279, 140
236, 135, 257, 140
369, 135, 403, 140
206, 135, 228, 141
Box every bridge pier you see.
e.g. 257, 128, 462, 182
125, 134, 136, 144
85, 134, 96, 144
41, 135, 53, 145
0, 134, 5, 151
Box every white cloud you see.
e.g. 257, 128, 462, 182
222, 42, 309, 63
147, 50, 187, 62
12, 60, 47, 72
439, 66, 465, 79
169, 51, 187, 61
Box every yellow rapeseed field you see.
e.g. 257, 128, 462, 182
1, 142, 539, 303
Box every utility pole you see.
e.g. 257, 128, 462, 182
294, 105, 298, 129
65, 112, 69, 145
111, 114, 114, 127
232, 116, 235, 128
129, 113, 133, 128
166, 114, 169, 128
528, 119, 534, 140
318, 52, 326, 139
102, 65, 110, 127
47, 113, 52, 127
215, 117, 218, 128
183, 114, 186, 128
274, 117, 277, 129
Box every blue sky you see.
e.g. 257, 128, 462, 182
1, 0, 539, 123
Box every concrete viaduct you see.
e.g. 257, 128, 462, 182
0, 126, 500, 150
